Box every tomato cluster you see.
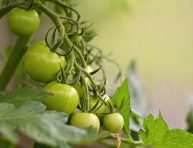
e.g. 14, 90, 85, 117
7, 6, 124, 134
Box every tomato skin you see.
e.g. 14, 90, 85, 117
103, 113, 124, 133
70, 112, 100, 131
43, 81, 79, 113
24, 41, 66, 82
8, 7, 40, 36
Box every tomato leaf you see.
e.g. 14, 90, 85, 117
0, 85, 51, 107
0, 102, 109, 147
139, 113, 193, 147
33, 143, 72, 148
112, 78, 130, 135
0, 137, 15, 148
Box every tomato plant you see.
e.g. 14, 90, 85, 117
0, 1, 193, 148
43, 81, 79, 113
8, 7, 40, 36
24, 40, 66, 82
70, 112, 100, 131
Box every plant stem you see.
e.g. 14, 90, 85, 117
80, 75, 89, 111
74, 61, 97, 90
65, 53, 75, 82
0, 36, 30, 91
0, 5, 15, 19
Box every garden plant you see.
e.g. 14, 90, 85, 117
0, 0, 193, 148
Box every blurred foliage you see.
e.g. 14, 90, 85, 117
187, 108, 193, 133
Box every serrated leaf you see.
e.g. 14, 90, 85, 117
139, 113, 193, 148
139, 113, 169, 145
0, 102, 109, 147
112, 78, 130, 135
158, 129, 193, 148
0, 86, 51, 107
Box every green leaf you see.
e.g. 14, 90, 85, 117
0, 85, 51, 107
112, 78, 130, 135
0, 102, 109, 147
139, 113, 169, 145
159, 129, 193, 148
139, 113, 193, 148
33, 143, 71, 148
186, 108, 193, 133
0, 137, 15, 148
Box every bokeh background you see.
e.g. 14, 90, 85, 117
1, 0, 193, 129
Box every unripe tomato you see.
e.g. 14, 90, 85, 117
54, 5, 65, 14
24, 41, 66, 82
8, 7, 40, 36
70, 112, 100, 131
43, 81, 79, 113
73, 83, 85, 99
103, 113, 124, 133
89, 96, 110, 119
69, 35, 83, 43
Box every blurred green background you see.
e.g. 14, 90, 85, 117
1, 0, 193, 129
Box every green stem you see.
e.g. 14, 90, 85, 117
109, 134, 143, 146
44, 0, 80, 21
0, 36, 30, 91
65, 53, 75, 82
34, 2, 65, 38
0, 4, 15, 19
74, 61, 97, 89
80, 75, 89, 112
73, 47, 87, 68
131, 110, 144, 120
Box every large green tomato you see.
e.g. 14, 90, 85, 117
43, 81, 79, 113
103, 113, 124, 133
8, 7, 40, 36
70, 112, 100, 131
24, 41, 66, 82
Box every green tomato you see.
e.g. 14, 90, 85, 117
103, 113, 124, 133
54, 5, 65, 14
8, 7, 40, 36
63, 21, 72, 33
73, 83, 85, 99
43, 81, 79, 113
24, 40, 66, 82
70, 112, 100, 131
70, 35, 83, 43
89, 96, 109, 119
